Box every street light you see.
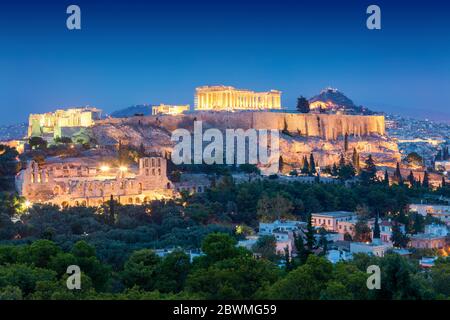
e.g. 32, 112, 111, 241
100, 165, 110, 172
119, 166, 128, 172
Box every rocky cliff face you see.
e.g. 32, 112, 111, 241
278, 134, 400, 171
92, 112, 399, 169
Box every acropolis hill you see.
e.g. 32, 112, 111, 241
16, 100, 402, 206
92, 111, 400, 170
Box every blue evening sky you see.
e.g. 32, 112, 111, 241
0, 0, 449, 124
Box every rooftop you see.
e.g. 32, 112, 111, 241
411, 233, 447, 240
312, 211, 355, 218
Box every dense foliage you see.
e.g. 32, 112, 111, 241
0, 173, 449, 300
0, 233, 449, 300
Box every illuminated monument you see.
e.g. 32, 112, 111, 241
195, 85, 281, 111
152, 104, 190, 115
16, 156, 174, 207
28, 107, 102, 138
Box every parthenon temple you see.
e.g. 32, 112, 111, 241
195, 85, 281, 111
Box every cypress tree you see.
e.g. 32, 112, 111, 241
407, 170, 415, 187
306, 213, 316, 252
109, 194, 115, 225
309, 153, 316, 175
394, 162, 403, 184
301, 156, 310, 174
422, 171, 429, 189
373, 214, 381, 239
383, 169, 389, 185
416, 177, 422, 188
279, 155, 284, 173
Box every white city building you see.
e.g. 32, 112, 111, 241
409, 204, 450, 226
350, 241, 393, 257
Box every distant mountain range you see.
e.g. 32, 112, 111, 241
308, 87, 377, 115
109, 104, 152, 118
